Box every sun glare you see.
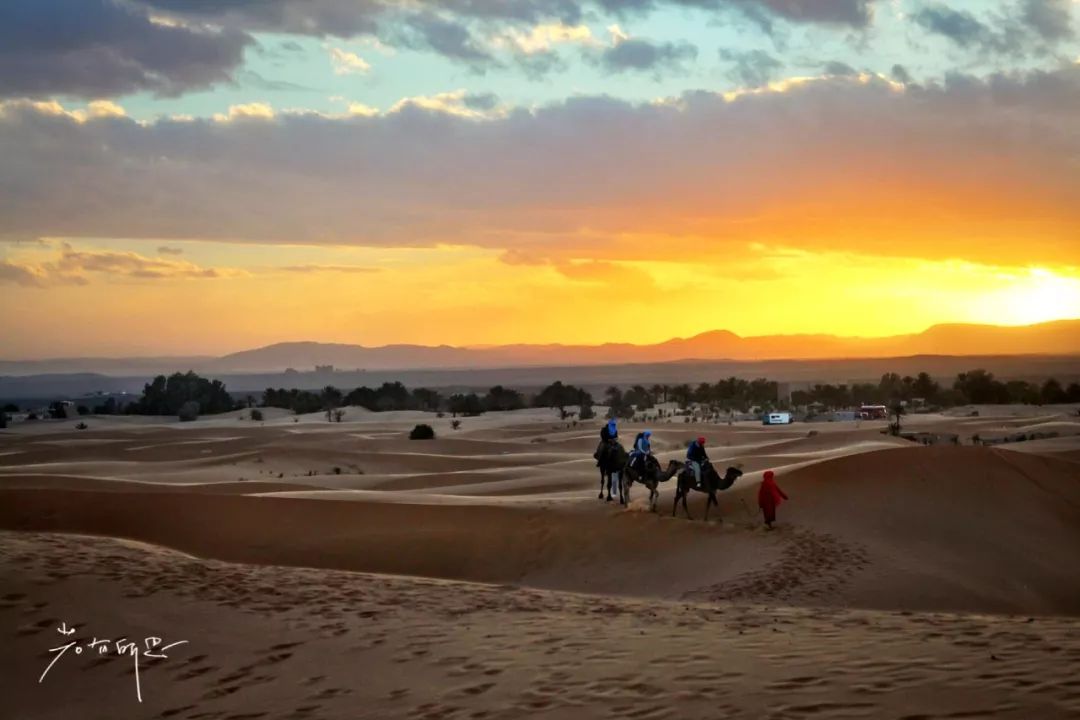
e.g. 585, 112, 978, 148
980, 268, 1080, 326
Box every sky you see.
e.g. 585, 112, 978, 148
1, 0, 1079, 357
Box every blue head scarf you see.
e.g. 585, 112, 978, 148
607, 419, 617, 436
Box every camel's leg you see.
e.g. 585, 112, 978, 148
671, 488, 680, 517
704, 492, 714, 521
682, 491, 692, 519
607, 471, 616, 502
598, 471, 605, 500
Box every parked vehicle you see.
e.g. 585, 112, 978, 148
860, 405, 889, 420
763, 412, 793, 425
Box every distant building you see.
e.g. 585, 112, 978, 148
315, 365, 334, 373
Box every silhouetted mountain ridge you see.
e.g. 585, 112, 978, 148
1, 320, 1076, 376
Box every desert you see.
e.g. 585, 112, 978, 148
2, 401, 1079, 719
4, 1, 1080, 716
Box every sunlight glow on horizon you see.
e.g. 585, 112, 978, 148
2, 238, 1078, 357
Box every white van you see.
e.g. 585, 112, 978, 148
763, 412, 793, 425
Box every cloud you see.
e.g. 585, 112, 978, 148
598, 0, 878, 28
394, 12, 495, 66
0, 66, 1077, 269
823, 60, 858, 76
212, 102, 276, 122
157, 246, 184, 255
0, 260, 50, 287
600, 37, 698, 74
495, 22, 596, 54
0, 0, 891, 92
136, 0, 385, 38
139, 0, 880, 35
719, 49, 783, 87
0, 245, 244, 287
1021, 0, 1074, 41
274, 264, 380, 274
910, 4, 1024, 56
329, 47, 372, 74
387, 90, 506, 119
0, 0, 251, 99
553, 260, 657, 290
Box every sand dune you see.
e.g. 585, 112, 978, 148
2, 407, 1079, 718
2, 443, 1078, 615
4, 531, 1080, 720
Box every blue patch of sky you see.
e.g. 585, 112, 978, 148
111, 0, 1080, 123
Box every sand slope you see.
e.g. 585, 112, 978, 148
3, 532, 1080, 720
2, 444, 1078, 615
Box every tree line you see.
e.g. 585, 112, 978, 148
790, 370, 1080, 410
261, 381, 596, 419
31, 368, 1078, 422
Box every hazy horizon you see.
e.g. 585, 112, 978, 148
0, 317, 1075, 364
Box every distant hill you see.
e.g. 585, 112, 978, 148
1, 319, 1077, 377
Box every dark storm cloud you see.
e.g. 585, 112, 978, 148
0, 0, 251, 99
600, 38, 698, 74
719, 49, 783, 87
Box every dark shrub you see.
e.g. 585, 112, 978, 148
178, 401, 200, 422
250, 409, 263, 421
409, 424, 436, 440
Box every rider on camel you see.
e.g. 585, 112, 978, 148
686, 436, 709, 487
594, 419, 619, 466
629, 430, 654, 473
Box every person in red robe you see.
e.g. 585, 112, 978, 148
758, 470, 788, 529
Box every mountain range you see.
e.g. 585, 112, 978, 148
2, 320, 1077, 377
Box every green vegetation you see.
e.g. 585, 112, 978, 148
130, 371, 236, 416
792, 370, 1080, 409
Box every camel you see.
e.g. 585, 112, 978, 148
595, 441, 629, 503
672, 463, 743, 521
621, 457, 684, 512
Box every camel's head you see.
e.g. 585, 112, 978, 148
667, 459, 685, 471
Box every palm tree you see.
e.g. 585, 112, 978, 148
650, 384, 667, 404
888, 401, 906, 436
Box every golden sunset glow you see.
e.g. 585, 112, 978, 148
3, 237, 1077, 357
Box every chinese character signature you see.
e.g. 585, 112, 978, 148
39, 622, 189, 702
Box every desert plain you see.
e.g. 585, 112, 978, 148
1, 404, 1079, 719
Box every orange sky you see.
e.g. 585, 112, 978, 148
1, 26, 1079, 357
2, 237, 1078, 357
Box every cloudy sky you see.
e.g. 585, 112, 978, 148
1, 0, 1079, 356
